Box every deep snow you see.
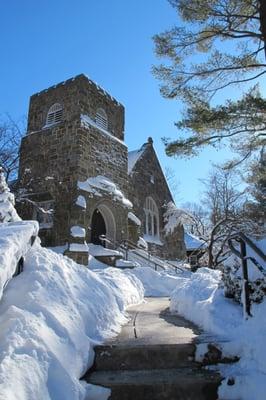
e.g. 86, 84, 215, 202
0, 242, 144, 400
170, 267, 266, 400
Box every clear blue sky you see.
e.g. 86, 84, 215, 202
1, 0, 235, 204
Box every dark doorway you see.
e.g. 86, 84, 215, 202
91, 209, 106, 246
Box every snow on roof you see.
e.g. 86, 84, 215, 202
184, 232, 207, 251
78, 175, 133, 208
128, 145, 146, 174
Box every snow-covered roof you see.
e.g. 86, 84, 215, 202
128, 145, 146, 174
78, 175, 132, 208
184, 232, 207, 251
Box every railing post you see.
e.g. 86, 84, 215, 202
240, 239, 252, 318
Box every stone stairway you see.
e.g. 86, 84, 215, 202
82, 298, 222, 400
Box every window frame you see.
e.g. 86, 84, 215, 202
144, 197, 159, 238
45, 103, 63, 127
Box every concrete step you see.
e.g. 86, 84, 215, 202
92, 343, 197, 371
85, 368, 221, 400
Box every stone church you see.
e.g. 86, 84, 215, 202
18, 74, 186, 265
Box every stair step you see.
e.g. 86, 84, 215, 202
85, 368, 221, 400
92, 343, 197, 371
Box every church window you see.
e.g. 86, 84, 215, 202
46, 103, 63, 126
95, 108, 108, 130
144, 197, 159, 237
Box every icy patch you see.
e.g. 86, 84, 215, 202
78, 175, 132, 208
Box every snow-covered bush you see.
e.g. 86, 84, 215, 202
0, 168, 20, 223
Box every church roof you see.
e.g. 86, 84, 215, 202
128, 145, 146, 174
184, 232, 207, 251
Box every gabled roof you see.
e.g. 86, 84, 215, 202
184, 232, 207, 251
128, 145, 147, 174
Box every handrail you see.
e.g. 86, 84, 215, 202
99, 236, 184, 273
227, 232, 266, 318
121, 239, 184, 273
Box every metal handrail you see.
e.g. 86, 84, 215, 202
99, 236, 184, 273
227, 232, 266, 318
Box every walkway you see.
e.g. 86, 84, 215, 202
83, 298, 221, 400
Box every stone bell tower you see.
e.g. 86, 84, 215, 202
18, 74, 131, 265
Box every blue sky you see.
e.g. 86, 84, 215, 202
1, 0, 238, 204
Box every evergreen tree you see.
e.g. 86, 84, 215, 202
153, 0, 266, 165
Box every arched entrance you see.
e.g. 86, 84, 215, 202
90, 203, 116, 247
91, 209, 106, 245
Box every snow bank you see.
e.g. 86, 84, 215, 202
0, 221, 38, 301
78, 175, 132, 208
170, 268, 266, 400
0, 244, 144, 400
127, 267, 186, 297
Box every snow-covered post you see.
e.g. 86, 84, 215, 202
64, 191, 89, 266
0, 167, 21, 223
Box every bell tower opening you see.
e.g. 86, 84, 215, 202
91, 208, 106, 245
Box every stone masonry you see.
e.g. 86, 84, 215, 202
18, 74, 186, 264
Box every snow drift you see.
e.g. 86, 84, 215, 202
0, 243, 144, 400
170, 268, 266, 400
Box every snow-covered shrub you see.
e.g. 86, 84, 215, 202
0, 168, 20, 223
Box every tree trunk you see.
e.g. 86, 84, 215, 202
259, 0, 266, 59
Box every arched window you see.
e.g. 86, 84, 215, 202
46, 103, 63, 126
144, 197, 159, 237
95, 108, 108, 130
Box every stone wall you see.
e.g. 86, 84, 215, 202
27, 74, 125, 141
18, 75, 128, 250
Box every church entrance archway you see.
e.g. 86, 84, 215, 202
90, 203, 116, 247
91, 209, 106, 245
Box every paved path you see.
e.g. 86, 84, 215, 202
108, 297, 201, 346
84, 297, 222, 400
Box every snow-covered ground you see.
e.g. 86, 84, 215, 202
170, 267, 266, 400
0, 241, 144, 400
